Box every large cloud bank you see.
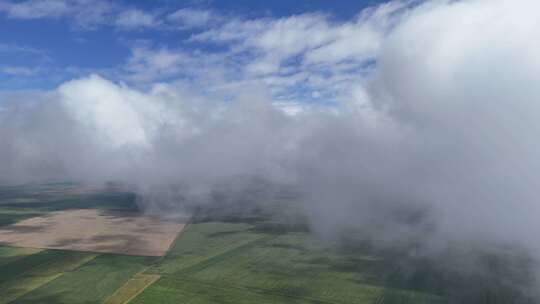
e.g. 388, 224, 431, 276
2, 0, 540, 260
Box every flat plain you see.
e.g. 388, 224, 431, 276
0, 184, 535, 304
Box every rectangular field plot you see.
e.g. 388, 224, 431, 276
0, 249, 97, 304
12, 254, 156, 304
0, 209, 187, 256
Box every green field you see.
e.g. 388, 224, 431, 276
0, 184, 537, 303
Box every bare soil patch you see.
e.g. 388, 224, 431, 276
0, 209, 186, 256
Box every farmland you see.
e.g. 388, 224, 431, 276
0, 184, 537, 303
0, 184, 158, 303
130, 219, 534, 304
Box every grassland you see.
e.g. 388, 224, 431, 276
0, 184, 537, 303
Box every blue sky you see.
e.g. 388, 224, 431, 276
0, 0, 388, 88
0, 0, 400, 107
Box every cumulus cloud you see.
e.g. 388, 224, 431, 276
59, 75, 154, 147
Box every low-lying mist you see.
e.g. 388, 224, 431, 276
2, 0, 540, 300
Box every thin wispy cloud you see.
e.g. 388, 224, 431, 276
167, 8, 217, 29
115, 9, 158, 29
0, 0, 69, 19
0, 0, 164, 30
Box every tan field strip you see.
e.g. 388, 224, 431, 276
0, 209, 187, 256
105, 271, 161, 304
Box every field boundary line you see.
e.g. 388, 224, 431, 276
1, 272, 64, 304
0, 251, 98, 285
159, 216, 192, 262
104, 267, 161, 304
2, 253, 99, 304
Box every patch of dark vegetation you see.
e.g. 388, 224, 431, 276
191, 189, 311, 238
207, 230, 245, 238
249, 221, 310, 235
0, 212, 44, 227
267, 242, 308, 252
0, 249, 70, 283
0, 190, 137, 211
305, 256, 332, 265
265, 285, 311, 299
331, 232, 539, 304
0, 184, 140, 237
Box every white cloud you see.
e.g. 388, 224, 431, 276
57, 75, 193, 150
191, 19, 249, 41
0, 43, 50, 65
0, 0, 68, 18
1, 66, 40, 76
0, 0, 155, 30
122, 44, 243, 95
193, 6, 401, 69
115, 9, 157, 29
0, 43, 44, 54
303, 1, 406, 65
272, 101, 307, 116
59, 74, 151, 147
187, 3, 406, 102
167, 8, 215, 29
125, 46, 192, 82
70, 0, 116, 29
194, 14, 331, 55
0, 0, 120, 29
